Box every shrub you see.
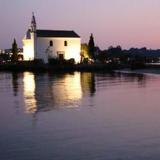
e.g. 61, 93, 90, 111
48, 58, 60, 65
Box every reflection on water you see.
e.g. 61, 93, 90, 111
12, 72, 19, 96
81, 72, 96, 96
49, 72, 82, 108
11, 71, 148, 114
23, 72, 37, 113
95, 72, 147, 90
2, 71, 160, 160
21, 72, 97, 114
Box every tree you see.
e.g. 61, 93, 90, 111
108, 46, 122, 56
81, 43, 89, 62
97, 50, 108, 62
88, 33, 95, 60
12, 38, 18, 62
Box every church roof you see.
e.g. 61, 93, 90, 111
36, 30, 80, 38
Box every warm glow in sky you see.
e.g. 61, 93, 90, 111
1, 0, 160, 49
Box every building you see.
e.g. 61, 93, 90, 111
22, 13, 81, 63
0, 48, 23, 63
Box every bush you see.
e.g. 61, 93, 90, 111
33, 59, 44, 64
66, 58, 75, 65
48, 58, 61, 65
48, 58, 75, 65
82, 58, 89, 64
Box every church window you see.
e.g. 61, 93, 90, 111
50, 40, 53, 46
64, 41, 68, 46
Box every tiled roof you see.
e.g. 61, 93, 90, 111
36, 30, 80, 38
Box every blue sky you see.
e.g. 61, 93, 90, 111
1, 0, 160, 49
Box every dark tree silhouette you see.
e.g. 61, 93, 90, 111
108, 46, 122, 56
88, 33, 95, 60
12, 38, 18, 62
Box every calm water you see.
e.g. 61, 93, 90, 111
1, 71, 160, 160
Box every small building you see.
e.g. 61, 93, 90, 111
22, 13, 81, 63
0, 48, 23, 63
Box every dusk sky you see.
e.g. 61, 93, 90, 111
1, 0, 160, 49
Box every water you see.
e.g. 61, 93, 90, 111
0, 71, 160, 160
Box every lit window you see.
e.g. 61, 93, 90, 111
50, 40, 53, 46
64, 41, 67, 46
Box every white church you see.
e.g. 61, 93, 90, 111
22, 13, 81, 63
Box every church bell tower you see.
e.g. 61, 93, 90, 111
30, 12, 37, 59
31, 12, 37, 32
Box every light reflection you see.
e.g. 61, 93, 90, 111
23, 72, 37, 113
22, 72, 84, 114
80, 72, 96, 96
18, 71, 147, 114
49, 72, 82, 108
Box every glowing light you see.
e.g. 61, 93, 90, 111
23, 72, 37, 113
22, 39, 35, 61
51, 72, 82, 108
65, 47, 81, 63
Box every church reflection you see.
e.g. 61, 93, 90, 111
48, 72, 82, 108
23, 72, 37, 113
21, 71, 146, 114
22, 72, 96, 114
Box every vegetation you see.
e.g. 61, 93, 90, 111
11, 38, 18, 62
1, 34, 160, 71
88, 34, 95, 60
81, 43, 89, 63
48, 58, 75, 65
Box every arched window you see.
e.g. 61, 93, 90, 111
64, 41, 68, 46
50, 40, 53, 46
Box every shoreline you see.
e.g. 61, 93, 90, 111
115, 68, 160, 76
1, 62, 160, 76
0, 63, 121, 72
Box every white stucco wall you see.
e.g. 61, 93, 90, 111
23, 39, 34, 61
36, 37, 81, 63
22, 33, 36, 61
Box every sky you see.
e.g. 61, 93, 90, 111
1, 0, 160, 50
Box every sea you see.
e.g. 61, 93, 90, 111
0, 71, 160, 160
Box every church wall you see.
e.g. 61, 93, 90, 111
36, 37, 81, 63
22, 39, 35, 61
